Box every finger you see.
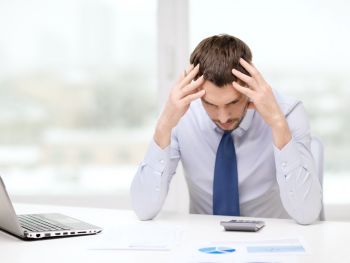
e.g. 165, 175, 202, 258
181, 89, 205, 105
231, 68, 255, 88
186, 64, 194, 74
180, 75, 204, 97
232, 81, 256, 99
239, 58, 263, 82
179, 64, 200, 88
176, 64, 194, 84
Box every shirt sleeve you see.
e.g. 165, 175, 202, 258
130, 128, 181, 220
274, 102, 323, 225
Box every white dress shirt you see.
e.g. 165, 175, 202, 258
130, 90, 323, 224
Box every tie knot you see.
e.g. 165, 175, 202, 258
222, 132, 233, 141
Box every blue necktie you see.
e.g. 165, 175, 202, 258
213, 132, 240, 216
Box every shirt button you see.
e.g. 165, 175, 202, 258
281, 162, 287, 173
155, 187, 160, 191
159, 159, 164, 164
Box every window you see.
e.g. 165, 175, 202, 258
0, 0, 157, 197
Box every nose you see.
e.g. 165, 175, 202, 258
217, 108, 230, 124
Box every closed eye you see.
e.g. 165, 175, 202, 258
202, 97, 241, 107
202, 99, 217, 107
228, 98, 240, 105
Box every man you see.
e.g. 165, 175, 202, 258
130, 34, 322, 224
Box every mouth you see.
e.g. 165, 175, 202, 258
217, 120, 237, 130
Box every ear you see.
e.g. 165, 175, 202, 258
248, 101, 255, 110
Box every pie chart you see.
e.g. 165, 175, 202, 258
198, 246, 236, 254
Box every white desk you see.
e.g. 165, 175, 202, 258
0, 203, 348, 263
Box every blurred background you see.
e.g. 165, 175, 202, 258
0, 0, 349, 220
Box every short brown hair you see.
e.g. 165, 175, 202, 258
190, 34, 252, 87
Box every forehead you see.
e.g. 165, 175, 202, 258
202, 80, 241, 105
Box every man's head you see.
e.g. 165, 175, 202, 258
190, 34, 252, 131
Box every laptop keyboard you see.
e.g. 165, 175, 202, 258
18, 214, 70, 232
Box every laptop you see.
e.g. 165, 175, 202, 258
0, 176, 102, 240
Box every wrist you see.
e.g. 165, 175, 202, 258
270, 116, 288, 131
154, 118, 173, 149
270, 117, 292, 150
157, 115, 173, 133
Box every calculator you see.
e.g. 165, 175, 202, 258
220, 219, 265, 232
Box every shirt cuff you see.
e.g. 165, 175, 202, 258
274, 138, 302, 175
143, 139, 171, 173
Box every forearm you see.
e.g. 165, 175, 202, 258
271, 116, 292, 150
132, 64, 201, 219
130, 164, 167, 220
154, 116, 172, 149
275, 139, 322, 224
131, 137, 180, 220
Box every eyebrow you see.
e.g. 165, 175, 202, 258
202, 96, 241, 106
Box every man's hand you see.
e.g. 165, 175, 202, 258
154, 64, 205, 149
231, 58, 292, 149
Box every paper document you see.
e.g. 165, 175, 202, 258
88, 223, 181, 251
179, 238, 306, 263
244, 238, 306, 255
